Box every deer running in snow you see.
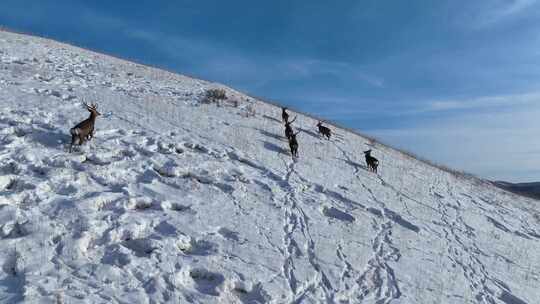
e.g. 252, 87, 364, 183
284, 116, 297, 140
281, 107, 289, 122
69, 102, 101, 152
364, 150, 379, 173
288, 131, 300, 158
316, 121, 332, 140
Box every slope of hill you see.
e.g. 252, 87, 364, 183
0, 30, 539, 304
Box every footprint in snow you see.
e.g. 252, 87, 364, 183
176, 235, 218, 256
54, 183, 78, 196
122, 238, 160, 257
230, 281, 271, 304
183, 141, 210, 154
161, 201, 194, 213
1, 177, 36, 193
126, 197, 162, 211
153, 221, 178, 237
182, 267, 225, 296
101, 244, 132, 267
1, 220, 30, 239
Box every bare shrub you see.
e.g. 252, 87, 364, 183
240, 103, 256, 118
203, 88, 227, 105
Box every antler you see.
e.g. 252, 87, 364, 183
290, 116, 297, 124
81, 99, 99, 111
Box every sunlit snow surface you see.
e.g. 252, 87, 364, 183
0, 30, 539, 303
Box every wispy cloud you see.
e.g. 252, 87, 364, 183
124, 28, 385, 91
409, 92, 540, 113
370, 99, 540, 182
459, 0, 539, 29
283, 59, 385, 88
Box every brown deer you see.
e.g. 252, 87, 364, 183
316, 121, 332, 140
69, 102, 101, 152
284, 116, 297, 140
288, 131, 300, 158
281, 107, 289, 122
364, 150, 379, 173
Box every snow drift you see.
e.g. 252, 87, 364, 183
0, 30, 539, 303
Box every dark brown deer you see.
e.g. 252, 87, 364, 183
364, 150, 379, 173
69, 102, 101, 152
288, 131, 300, 158
284, 116, 297, 140
281, 107, 289, 122
316, 121, 332, 140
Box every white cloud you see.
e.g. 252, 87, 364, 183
123, 29, 384, 90
282, 59, 384, 88
370, 102, 540, 182
409, 92, 540, 113
460, 0, 539, 29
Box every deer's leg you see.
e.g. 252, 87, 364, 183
70, 134, 80, 152
78, 135, 86, 146
87, 127, 94, 141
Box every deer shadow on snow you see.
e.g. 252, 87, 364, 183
262, 141, 288, 154
257, 129, 285, 141
262, 114, 281, 123
337, 157, 369, 172
297, 128, 320, 139
28, 128, 70, 150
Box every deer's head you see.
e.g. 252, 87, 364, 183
83, 102, 101, 117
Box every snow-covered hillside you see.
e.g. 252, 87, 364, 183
0, 30, 539, 304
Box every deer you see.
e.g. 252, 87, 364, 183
281, 107, 289, 122
316, 121, 332, 140
288, 131, 300, 158
364, 150, 379, 173
69, 102, 101, 152
284, 116, 297, 140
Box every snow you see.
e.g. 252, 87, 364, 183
0, 30, 539, 303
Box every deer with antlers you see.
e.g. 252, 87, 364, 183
364, 150, 379, 173
288, 131, 300, 158
316, 121, 332, 140
69, 101, 101, 152
281, 107, 289, 122
284, 116, 297, 140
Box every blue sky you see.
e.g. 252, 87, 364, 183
2, 0, 540, 181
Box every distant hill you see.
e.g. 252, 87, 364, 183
493, 181, 540, 201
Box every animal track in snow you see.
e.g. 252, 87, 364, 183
126, 197, 162, 211
228, 281, 271, 303
176, 235, 218, 256
122, 238, 159, 257
184, 268, 225, 296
